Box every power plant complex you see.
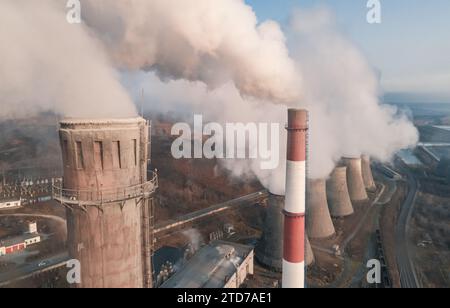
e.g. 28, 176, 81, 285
38, 111, 379, 289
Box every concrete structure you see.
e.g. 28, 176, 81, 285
53, 118, 158, 288
0, 199, 21, 210
283, 109, 307, 289
342, 158, 368, 202
256, 194, 284, 272
327, 167, 354, 218
305, 235, 314, 266
161, 241, 254, 288
306, 179, 336, 239
361, 155, 376, 191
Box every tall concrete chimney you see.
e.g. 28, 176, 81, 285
327, 167, 354, 217
54, 118, 158, 288
256, 193, 284, 272
342, 157, 368, 202
283, 109, 307, 289
361, 155, 376, 191
306, 179, 336, 239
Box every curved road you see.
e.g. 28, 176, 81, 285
395, 167, 421, 288
0, 213, 66, 232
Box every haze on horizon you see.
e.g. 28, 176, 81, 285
247, 0, 450, 104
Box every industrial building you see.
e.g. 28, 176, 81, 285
161, 241, 254, 288
0, 198, 21, 210
53, 118, 158, 288
0, 222, 41, 256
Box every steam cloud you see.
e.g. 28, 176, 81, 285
81, 0, 302, 103
0, 0, 136, 119
0, 1, 418, 194
120, 6, 418, 194
290, 8, 418, 181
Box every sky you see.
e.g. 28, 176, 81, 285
246, 0, 450, 103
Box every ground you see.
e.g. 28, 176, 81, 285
410, 191, 450, 287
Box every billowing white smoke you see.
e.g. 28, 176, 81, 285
1, 1, 418, 195
121, 7, 418, 195
81, 0, 301, 103
0, 0, 136, 119
289, 8, 418, 179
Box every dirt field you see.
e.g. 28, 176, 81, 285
410, 192, 450, 287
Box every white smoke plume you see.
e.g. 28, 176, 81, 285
121, 6, 418, 195
81, 0, 301, 103
289, 8, 418, 179
0, 1, 418, 195
0, 0, 136, 119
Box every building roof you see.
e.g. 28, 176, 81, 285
0, 234, 40, 247
161, 241, 253, 288
0, 199, 21, 204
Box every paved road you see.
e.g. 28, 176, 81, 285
0, 213, 66, 228
155, 191, 268, 234
395, 167, 421, 288
0, 252, 69, 286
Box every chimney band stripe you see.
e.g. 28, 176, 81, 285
283, 215, 305, 263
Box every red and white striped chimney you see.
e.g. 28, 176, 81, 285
283, 109, 308, 289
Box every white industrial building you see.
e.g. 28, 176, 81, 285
0, 199, 22, 210
161, 241, 254, 288
0, 222, 41, 256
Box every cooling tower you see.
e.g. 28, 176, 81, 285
342, 157, 369, 202
327, 167, 354, 217
283, 109, 308, 288
306, 179, 336, 239
54, 118, 158, 288
256, 193, 284, 272
361, 155, 376, 191
305, 235, 314, 266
